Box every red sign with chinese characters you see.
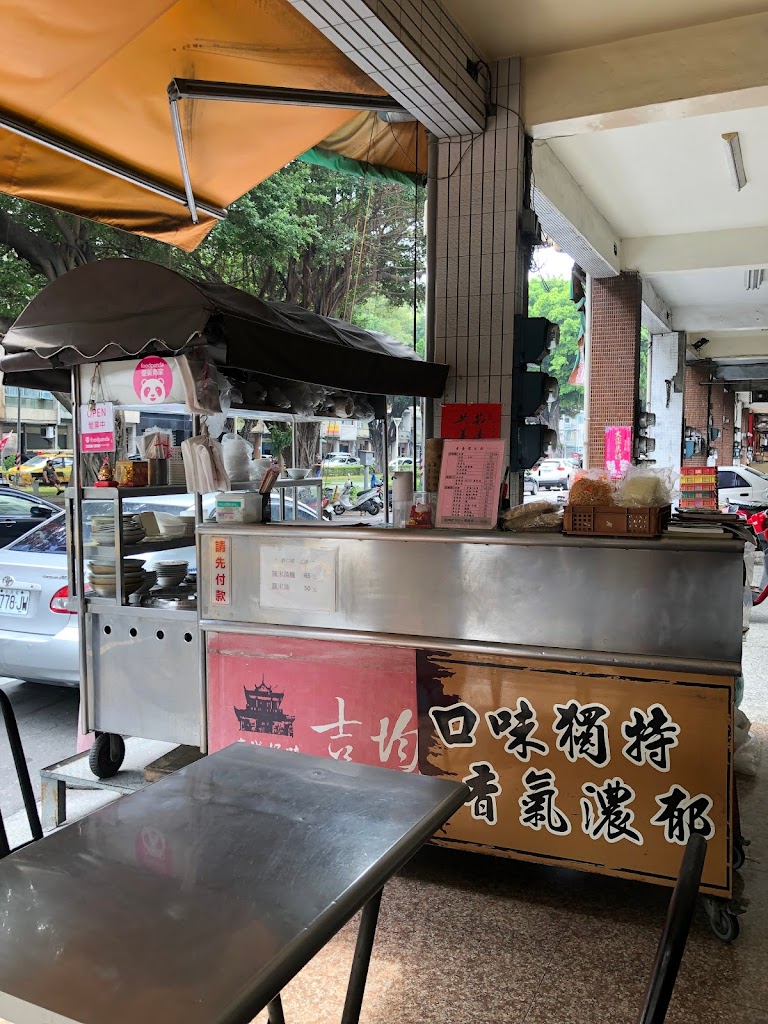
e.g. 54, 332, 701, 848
210, 536, 230, 606
206, 633, 419, 772
604, 425, 632, 479
441, 403, 502, 439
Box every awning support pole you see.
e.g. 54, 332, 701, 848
0, 108, 226, 222
166, 79, 410, 225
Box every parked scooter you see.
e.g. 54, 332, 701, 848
333, 480, 380, 516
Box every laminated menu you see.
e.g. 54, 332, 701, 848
436, 439, 506, 530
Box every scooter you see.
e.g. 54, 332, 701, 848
321, 486, 336, 522
333, 480, 380, 516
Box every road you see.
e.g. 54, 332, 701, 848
0, 679, 78, 818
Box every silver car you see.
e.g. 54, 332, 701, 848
0, 494, 318, 687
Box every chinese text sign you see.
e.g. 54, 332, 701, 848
80, 402, 115, 453
604, 425, 632, 479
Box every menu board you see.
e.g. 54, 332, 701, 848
436, 439, 506, 530
259, 544, 338, 613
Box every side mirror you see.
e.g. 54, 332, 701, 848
30, 505, 52, 518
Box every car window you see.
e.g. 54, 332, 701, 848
9, 512, 66, 553
0, 494, 34, 516
733, 473, 749, 488
718, 471, 740, 489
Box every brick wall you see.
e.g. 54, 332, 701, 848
586, 273, 641, 468
682, 364, 734, 466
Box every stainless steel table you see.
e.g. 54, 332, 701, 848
0, 744, 468, 1024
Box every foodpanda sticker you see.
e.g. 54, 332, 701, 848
133, 356, 173, 404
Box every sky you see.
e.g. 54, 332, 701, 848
530, 245, 573, 280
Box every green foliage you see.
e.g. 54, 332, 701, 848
266, 424, 292, 464
528, 277, 584, 417
0, 161, 425, 321
640, 327, 650, 403
351, 297, 425, 356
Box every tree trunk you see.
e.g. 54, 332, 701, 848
294, 421, 321, 469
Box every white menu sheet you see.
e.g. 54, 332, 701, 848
435, 439, 506, 530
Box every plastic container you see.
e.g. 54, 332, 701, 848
563, 504, 672, 537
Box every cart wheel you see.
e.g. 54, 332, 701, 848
733, 839, 746, 872
704, 897, 741, 944
89, 733, 126, 779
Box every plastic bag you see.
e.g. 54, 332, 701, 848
615, 466, 676, 507
502, 500, 562, 532
569, 470, 615, 506
221, 433, 253, 482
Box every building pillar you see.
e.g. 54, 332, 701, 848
647, 332, 685, 470
585, 272, 641, 469
431, 57, 527, 454
682, 365, 734, 466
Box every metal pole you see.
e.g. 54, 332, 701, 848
0, 110, 226, 221
15, 388, 21, 465
169, 79, 407, 113
425, 131, 438, 442
71, 368, 90, 733
192, 413, 208, 754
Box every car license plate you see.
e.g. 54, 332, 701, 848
0, 588, 30, 615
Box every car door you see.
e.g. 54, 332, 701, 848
0, 492, 54, 545
717, 469, 752, 505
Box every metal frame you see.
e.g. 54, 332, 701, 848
0, 689, 42, 859
167, 78, 407, 224
0, 107, 226, 223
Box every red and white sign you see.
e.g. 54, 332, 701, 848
133, 355, 173, 404
210, 536, 231, 607
80, 402, 115, 453
206, 633, 418, 771
436, 438, 506, 530
604, 425, 632, 479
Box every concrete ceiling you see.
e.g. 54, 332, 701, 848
441, 0, 768, 58
546, 105, 768, 239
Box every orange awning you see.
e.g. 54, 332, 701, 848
0, 1, 426, 251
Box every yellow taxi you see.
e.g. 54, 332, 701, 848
6, 451, 74, 487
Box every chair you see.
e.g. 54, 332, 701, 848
0, 688, 43, 859
636, 833, 707, 1024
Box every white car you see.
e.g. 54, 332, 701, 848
531, 459, 575, 490
717, 465, 768, 505
389, 456, 415, 472
323, 453, 361, 466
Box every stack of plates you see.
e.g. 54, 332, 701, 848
87, 557, 150, 597
153, 559, 189, 588
90, 515, 145, 547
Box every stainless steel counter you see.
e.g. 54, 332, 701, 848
198, 524, 744, 671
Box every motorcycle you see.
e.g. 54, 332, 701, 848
321, 485, 336, 522
333, 480, 380, 516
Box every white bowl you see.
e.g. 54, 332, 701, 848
285, 468, 307, 479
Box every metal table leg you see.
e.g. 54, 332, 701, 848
267, 995, 286, 1024
340, 888, 384, 1024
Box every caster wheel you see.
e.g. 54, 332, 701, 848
733, 840, 746, 872
705, 897, 741, 944
89, 733, 126, 779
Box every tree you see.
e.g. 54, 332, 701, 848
528, 277, 584, 419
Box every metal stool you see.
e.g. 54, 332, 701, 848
0, 689, 43, 859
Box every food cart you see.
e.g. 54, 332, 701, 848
0, 258, 745, 941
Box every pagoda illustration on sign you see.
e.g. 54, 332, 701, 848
234, 676, 296, 737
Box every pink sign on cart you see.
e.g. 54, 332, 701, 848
604, 425, 632, 479
80, 402, 115, 453
436, 439, 506, 530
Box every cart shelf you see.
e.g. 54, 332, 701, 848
67, 486, 191, 500
85, 537, 194, 557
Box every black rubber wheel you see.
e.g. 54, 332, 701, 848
710, 908, 740, 943
733, 840, 746, 872
89, 733, 126, 779
531, 482, 538, 494
333, 504, 345, 516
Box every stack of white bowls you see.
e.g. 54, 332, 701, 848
90, 515, 145, 547
87, 557, 149, 597
154, 559, 189, 589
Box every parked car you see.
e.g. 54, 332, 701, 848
531, 458, 574, 490
523, 470, 538, 495
389, 456, 415, 472
6, 452, 74, 487
0, 493, 317, 687
323, 453, 361, 466
717, 465, 768, 506
0, 486, 60, 546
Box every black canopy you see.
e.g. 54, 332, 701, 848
0, 258, 448, 398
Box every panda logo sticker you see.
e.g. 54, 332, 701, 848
133, 355, 173, 404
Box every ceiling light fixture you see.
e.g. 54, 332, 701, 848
745, 269, 765, 291
722, 132, 747, 190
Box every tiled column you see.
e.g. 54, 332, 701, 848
431, 57, 526, 451
585, 272, 641, 469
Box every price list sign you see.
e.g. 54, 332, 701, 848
436, 439, 506, 530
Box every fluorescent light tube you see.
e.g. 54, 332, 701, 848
722, 132, 747, 190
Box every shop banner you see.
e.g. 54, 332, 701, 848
207, 634, 418, 772
80, 401, 115, 453
78, 355, 186, 407
604, 425, 632, 478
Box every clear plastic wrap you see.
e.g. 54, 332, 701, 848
615, 466, 676, 507
568, 470, 615, 506
501, 500, 563, 532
